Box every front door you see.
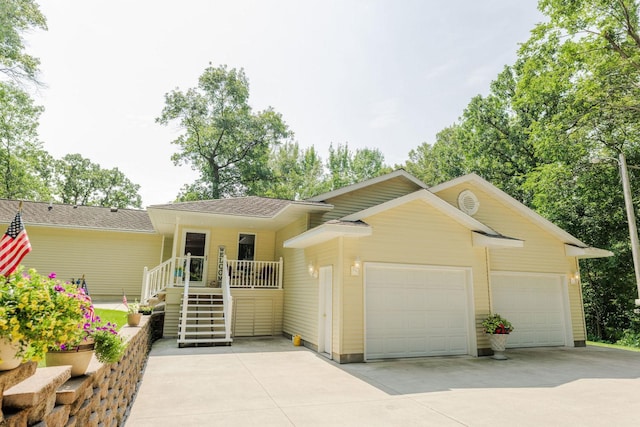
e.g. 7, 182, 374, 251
182, 230, 209, 287
318, 266, 333, 358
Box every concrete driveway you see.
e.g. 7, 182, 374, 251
126, 337, 640, 426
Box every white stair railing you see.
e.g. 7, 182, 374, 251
222, 255, 234, 341
178, 253, 191, 344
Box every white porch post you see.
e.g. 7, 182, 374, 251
170, 218, 180, 286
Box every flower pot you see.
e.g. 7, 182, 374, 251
0, 338, 22, 371
127, 313, 142, 327
46, 343, 95, 376
489, 334, 509, 360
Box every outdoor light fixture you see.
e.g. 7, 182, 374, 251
351, 257, 361, 276
570, 272, 580, 285
308, 262, 317, 279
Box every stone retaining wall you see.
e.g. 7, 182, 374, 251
0, 311, 164, 426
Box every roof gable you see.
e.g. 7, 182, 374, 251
341, 189, 499, 236
429, 173, 611, 256
307, 170, 427, 202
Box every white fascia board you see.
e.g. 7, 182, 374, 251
565, 244, 614, 259
283, 222, 372, 249
307, 170, 427, 202
472, 232, 524, 248
341, 189, 498, 235
430, 174, 587, 247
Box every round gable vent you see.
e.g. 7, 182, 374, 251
457, 190, 479, 216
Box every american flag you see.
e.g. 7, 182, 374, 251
0, 210, 32, 276
122, 291, 128, 307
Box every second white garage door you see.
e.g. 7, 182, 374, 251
491, 272, 570, 348
365, 263, 472, 360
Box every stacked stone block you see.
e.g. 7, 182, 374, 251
1, 311, 164, 426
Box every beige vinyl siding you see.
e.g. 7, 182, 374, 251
309, 176, 423, 227
569, 264, 586, 341
162, 287, 283, 337
341, 200, 489, 355
21, 226, 162, 301
436, 183, 585, 342
232, 289, 284, 336
161, 237, 173, 262
436, 184, 573, 273
275, 215, 331, 347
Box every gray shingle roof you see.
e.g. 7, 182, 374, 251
149, 196, 329, 218
0, 199, 154, 232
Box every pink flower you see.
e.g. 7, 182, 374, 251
48, 272, 57, 279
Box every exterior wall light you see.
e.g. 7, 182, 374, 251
308, 262, 318, 278
351, 257, 361, 276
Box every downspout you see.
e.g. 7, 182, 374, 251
575, 257, 587, 345
338, 235, 344, 362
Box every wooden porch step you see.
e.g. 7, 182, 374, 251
178, 338, 232, 347
181, 323, 225, 328
180, 331, 227, 337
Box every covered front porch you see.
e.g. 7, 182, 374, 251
141, 256, 284, 344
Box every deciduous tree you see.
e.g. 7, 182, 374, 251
157, 64, 291, 200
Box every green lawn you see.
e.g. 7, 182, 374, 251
95, 308, 128, 330
587, 341, 640, 352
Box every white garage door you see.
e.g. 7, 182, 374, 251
365, 264, 471, 360
491, 273, 569, 348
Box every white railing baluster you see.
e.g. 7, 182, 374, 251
225, 259, 282, 289
222, 255, 233, 341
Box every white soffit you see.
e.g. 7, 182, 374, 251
283, 222, 372, 249
472, 232, 524, 249
565, 244, 614, 259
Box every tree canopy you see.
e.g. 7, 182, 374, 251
157, 64, 291, 200
0, 0, 47, 85
402, 0, 640, 341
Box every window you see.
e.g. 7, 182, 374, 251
238, 233, 255, 261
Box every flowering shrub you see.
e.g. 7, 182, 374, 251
0, 267, 126, 364
482, 313, 514, 334
49, 276, 127, 363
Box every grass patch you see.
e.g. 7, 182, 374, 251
95, 308, 128, 330
587, 341, 640, 352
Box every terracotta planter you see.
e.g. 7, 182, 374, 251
0, 338, 22, 371
488, 334, 509, 360
127, 313, 142, 327
46, 343, 95, 376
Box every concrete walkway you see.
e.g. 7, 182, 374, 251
126, 338, 640, 426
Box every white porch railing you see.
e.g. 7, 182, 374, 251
226, 258, 283, 289
142, 256, 283, 303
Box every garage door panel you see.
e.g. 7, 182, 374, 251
492, 273, 567, 348
366, 264, 471, 360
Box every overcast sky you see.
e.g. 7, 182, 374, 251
24, 1, 543, 207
